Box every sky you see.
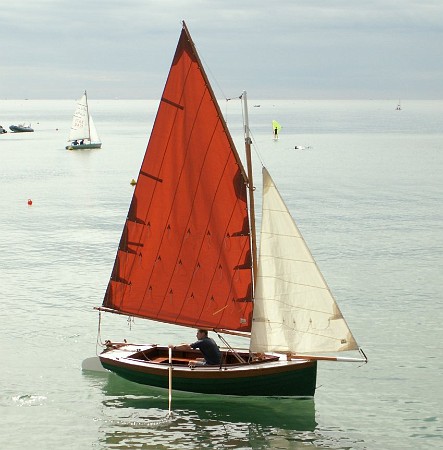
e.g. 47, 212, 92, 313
2, 0, 443, 100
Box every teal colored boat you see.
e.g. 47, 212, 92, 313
95, 22, 366, 397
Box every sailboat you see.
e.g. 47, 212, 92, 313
396, 100, 402, 111
95, 22, 366, 397
66, 91, 102, 150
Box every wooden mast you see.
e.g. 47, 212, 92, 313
241, 91, 258, 285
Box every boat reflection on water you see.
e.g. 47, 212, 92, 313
104, 372, 317, 429
86, 371, 319, 449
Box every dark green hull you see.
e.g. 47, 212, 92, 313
100, 356, 317, 397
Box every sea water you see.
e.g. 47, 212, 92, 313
0, 99, 442, 449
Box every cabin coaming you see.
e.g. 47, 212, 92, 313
127, 345, 280, 367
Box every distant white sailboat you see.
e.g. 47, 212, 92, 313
66, 91, 102, 150
396, 100, 402, 111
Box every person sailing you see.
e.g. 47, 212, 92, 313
174, 329, 221, 366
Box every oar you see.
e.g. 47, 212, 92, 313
167, 345, 173, 417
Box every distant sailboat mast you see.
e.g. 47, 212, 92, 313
84, 90, 91, 142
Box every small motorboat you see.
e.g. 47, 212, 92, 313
0, 125, 7, 134
9, 123, 34, 133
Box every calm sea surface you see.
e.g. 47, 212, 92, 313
0, 99, 442, 449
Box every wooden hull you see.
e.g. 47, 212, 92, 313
99, 344, 317, 397
66, 143, 102, 150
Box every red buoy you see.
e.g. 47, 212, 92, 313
28, 199, 33, 206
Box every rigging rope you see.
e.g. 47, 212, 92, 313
197, 38, 265, 170
96, 310, 104, 354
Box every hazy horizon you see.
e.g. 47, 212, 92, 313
3, 1, 443, 100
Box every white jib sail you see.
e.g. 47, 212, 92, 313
88, 115, 100, 144
68, 93, 90, 142
250, 168, 359, 354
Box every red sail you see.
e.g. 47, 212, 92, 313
102, 25, 253, 332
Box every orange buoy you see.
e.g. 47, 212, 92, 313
27, 199, 33, 206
